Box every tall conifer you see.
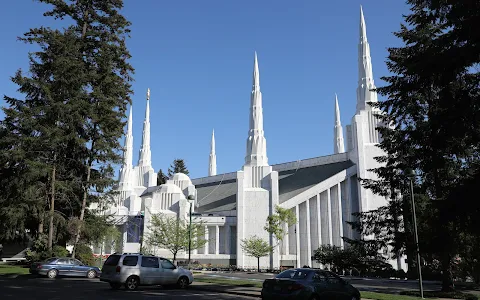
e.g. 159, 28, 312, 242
33, 0, 134, 257
369, 0, 480, 291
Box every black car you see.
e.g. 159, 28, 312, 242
261, 268, 360, 300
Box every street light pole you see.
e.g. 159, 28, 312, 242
407, 169, 424, 299
187, 195, 194, 266
188, 201, 192, 264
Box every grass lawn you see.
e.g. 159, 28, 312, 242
361, 291, 423, 300
0, 264, 30, 275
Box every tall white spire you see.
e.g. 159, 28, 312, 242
138, 88, 152, 167
209, 129, 217, 176
334, 94, 345, 154
245, 52, 268, 166
356, 5, 378, 113
118, 105, 133, 186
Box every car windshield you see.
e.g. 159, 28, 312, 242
43, 258, 57, 264
276, 269, 310, 279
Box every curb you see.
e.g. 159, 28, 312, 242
190, 284, 261, 298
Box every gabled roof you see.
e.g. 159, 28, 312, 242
195, 179, 237, 214
277, 160, 354, 203
191, 153, 355, 213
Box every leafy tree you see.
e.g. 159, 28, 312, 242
457, 234, 480, 284
240, 235, 273, 272
146, 213, 206, 263
168, 159, 189, 178
312, 245, 357, 273
264, 205, 297, 244
157, 169, 168, 185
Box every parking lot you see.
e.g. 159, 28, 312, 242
0, 276, 255, 300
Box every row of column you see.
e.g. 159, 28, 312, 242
283, 179, 353, 267
192, 225, 234, 255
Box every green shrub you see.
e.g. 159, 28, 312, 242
25, 234, 49, 263
52, 245, 69, 258
75, 244, 94, 266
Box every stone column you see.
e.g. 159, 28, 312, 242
204, 226, 209, 255
295, 205, 300, 268
225, 225, 231, 254
306, 200, 312, 266
346, 177, 353, 239
316, 194, 322, 246
215, 225, 220, 255
337, 183, 344, 248
284, 222, 289, 255
327, 188, 333, 245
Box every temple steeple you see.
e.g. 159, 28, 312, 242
138, 88, 152, 167
356, 5, 378, 113
245, 52, 268, 166
118, 105, 133, 187
209, 129, 217, 176
334, 94, 345, 154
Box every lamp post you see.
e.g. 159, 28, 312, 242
187, 194, 195, 265
406, 168, 424, 299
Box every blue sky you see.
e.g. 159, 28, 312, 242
0, 0, 409, 179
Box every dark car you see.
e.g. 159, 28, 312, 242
30, 257, 101, 279
261, 268, 360, 300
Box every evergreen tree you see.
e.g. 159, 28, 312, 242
157, 169, 167, 185
372, 0, 480, 291
1, 28, 85, 249
168, 159, 189, 178
30, 0, 134, 258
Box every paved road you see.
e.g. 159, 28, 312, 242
200, 272, 479, 295
201, 272, 444, 293
0, 276, 255, 300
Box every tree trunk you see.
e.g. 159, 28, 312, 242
441, 251, 454, 291
257, 257, 260, 273
38, 211, 44, 234
71, 6, 91, 259
72, 164, 91, 258
396, 252, 403, 272
173, 252, 177, 264
47, 157, 56, 252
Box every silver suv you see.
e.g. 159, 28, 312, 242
100, 253, 194, 290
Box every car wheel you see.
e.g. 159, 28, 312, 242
87, 270, 96, 279
125, 276, 139, 291
351, 296, 359, 300
177, 276, 189, 289
109, 282, 122, 290
47, 269, 58, 279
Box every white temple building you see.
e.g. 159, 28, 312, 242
96, 7, 406, 271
